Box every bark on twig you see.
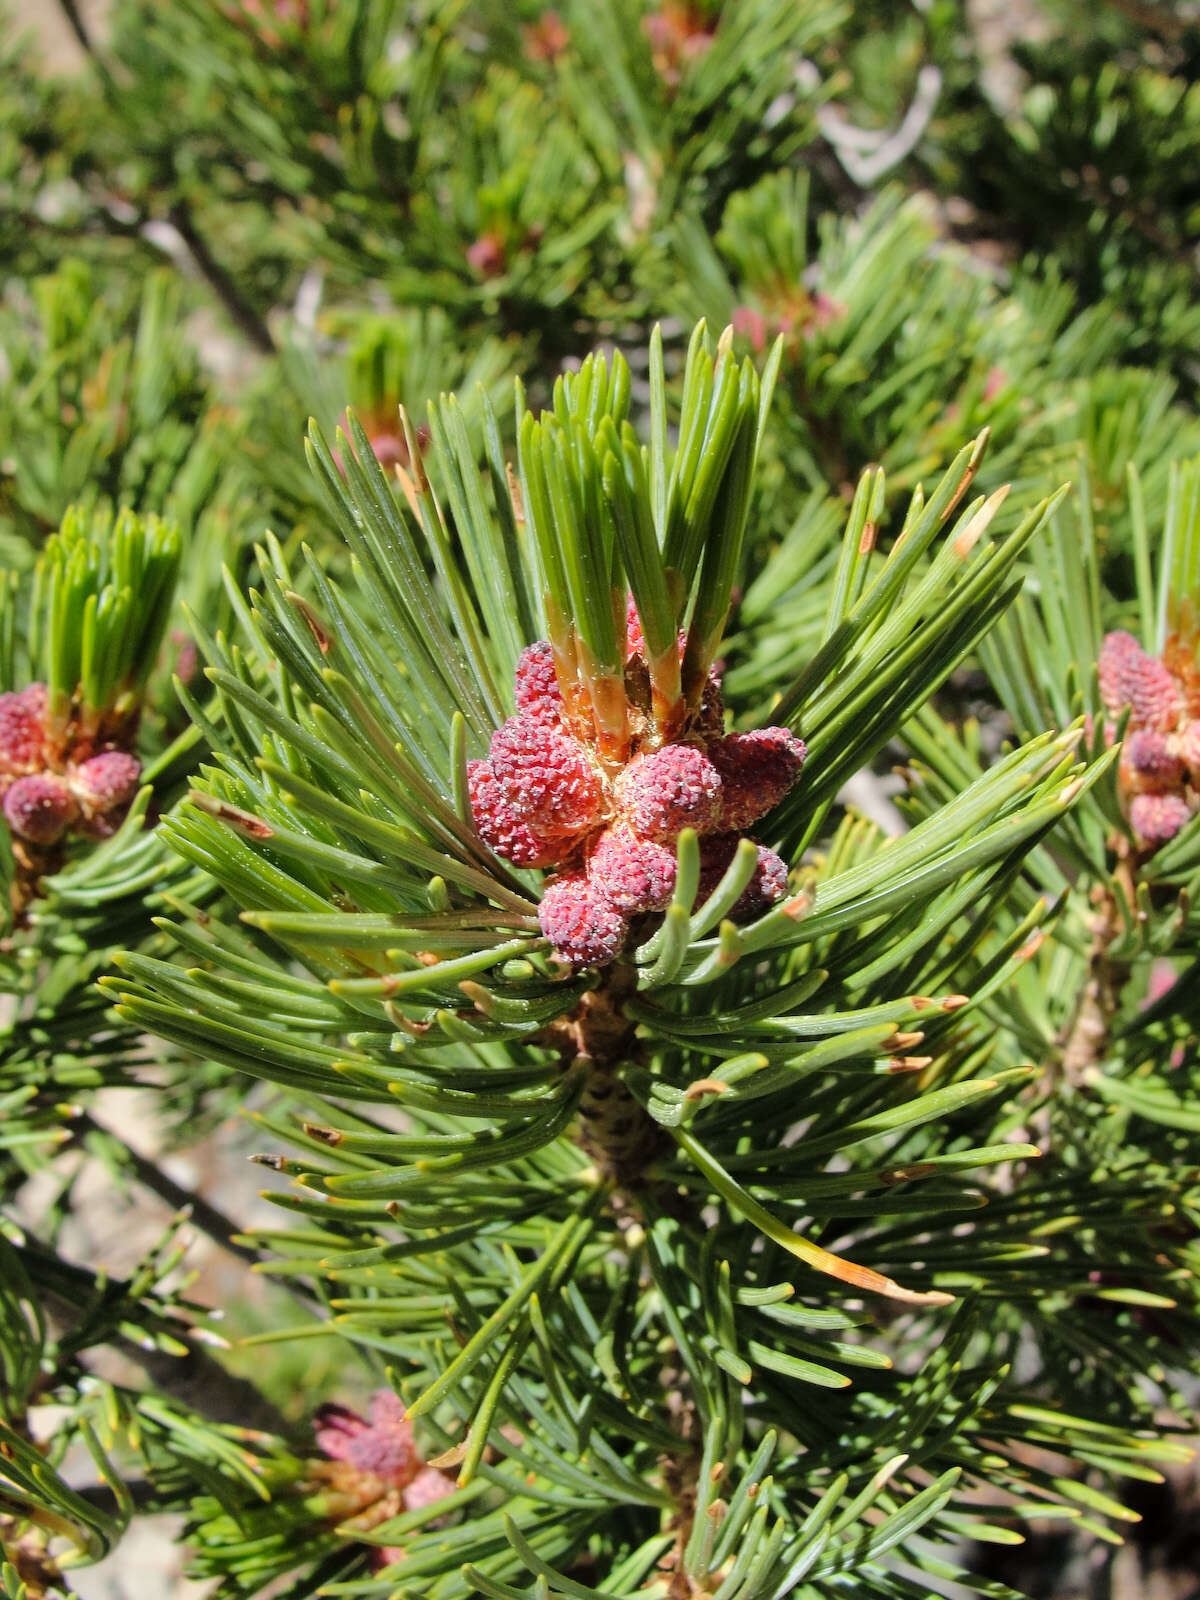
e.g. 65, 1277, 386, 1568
166, 198, 276, 354
1058, 867, 1131, 1089
73, 1108, 262, 1270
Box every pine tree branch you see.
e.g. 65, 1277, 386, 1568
54, 0, 98, 60
1102, 0, 1194, 39
165, 198, 275, 354
1075, 167, 1199, 280
838, 770, 907, 837
74, 1479, 159, 1515
100, 1334, 293, 1436
53, 0, 122, 97
1058, 864, 1132, 1089
31, 1273, 293, 1436
659, 1411, 701, 1600
547, 968, 669, 1189
73, 1109, 261, 1272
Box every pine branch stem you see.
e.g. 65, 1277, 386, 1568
546, 966, 667, 1189
74, 1479, 159, 1515
657, 1415, 701, 1599
55, 0, 98, 59
791, 379, 856, 498
1059, 869, 1131, 1089
1102, 0, 1190, 38
31, 1272, 293, 1436
165, 198, 275, 354
71, 1109, 262, 1270
545, 973, 706, 1594
100, 1333, 293, 1435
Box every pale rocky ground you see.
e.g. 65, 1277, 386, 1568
17, 1084, 287, 1600
69, 1521, 213, 1600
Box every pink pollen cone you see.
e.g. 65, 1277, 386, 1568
587, 822, 676, 913
695, 834, 790, 919
468, 760, 565, 868
735, 844, 789, 917
617, 744, 722, 843
1098, 631, 1182, 730
513, 641, 564, 728
710, 727, 806, 831
69, 750, 142, 815
2, 773, 78, 845
1129, 791, 1191, 844
314, 1390, 421, 1489
0, 684, 48, 778
489, 717, 603, 836
538, 875, 629, 967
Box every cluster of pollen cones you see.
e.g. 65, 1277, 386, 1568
312, 1390, 452, 1570
0, 684, 142, 881
1099, 629, 1200, 846
469, 603, 805, 966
